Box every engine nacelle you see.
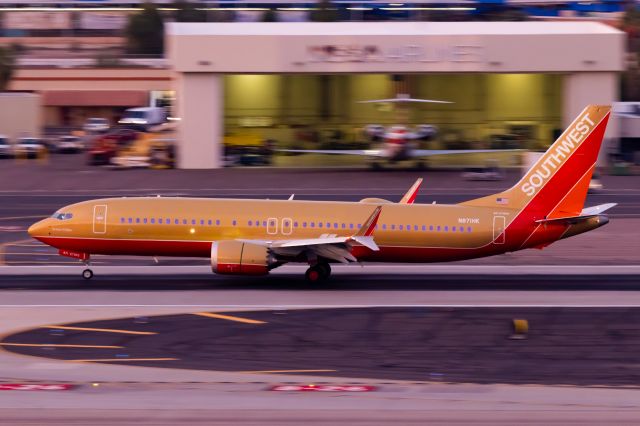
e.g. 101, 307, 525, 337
415, 124, 438, 140
211, 241, 272, 275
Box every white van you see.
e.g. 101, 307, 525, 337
118, 107, 167, 128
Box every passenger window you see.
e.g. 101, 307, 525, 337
174, 219, 179, 225
248, 220, 253, 226
183, 219, 187, 225
151, 219, 155, 224
232, 220, 237, 226
191, 219, 196, 225
208, 220, 212, 226
391, 225, 396, 230
136, 218, 141, 224
120, 218, 124, 223
429, 225, 433, 231
452, 226, 456, 232
422, 225, 426, 231
349, 224, 354, 229
143, 218, 147, 224
128, 218, 132, 223
310, 222, 315, 228
341, 223, 346, 229
382, 224, 387, 230
303, 222, 307, 228
319, 222, 323, 228
167, 218, 170, 224
399, 225, 403, 230
467, 226, 472, 232
444, 226, 449, 232
294, 222, 299, 228
437, 226, 441, 231
200, 219, 204, 225
333, 222, 338, 228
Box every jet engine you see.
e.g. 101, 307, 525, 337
211, 241, 275, 275
415, 124, 438, 140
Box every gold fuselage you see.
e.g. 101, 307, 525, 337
30, 197, 518, 261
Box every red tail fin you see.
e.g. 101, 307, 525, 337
462, 105, 610, 218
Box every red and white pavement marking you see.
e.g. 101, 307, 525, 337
0, 384, 74, 391
269, 385, 376, 392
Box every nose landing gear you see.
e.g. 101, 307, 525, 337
82, 269, 94, 280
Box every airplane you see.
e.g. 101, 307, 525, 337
28, 105, 615, 282
281, 94, 521, 168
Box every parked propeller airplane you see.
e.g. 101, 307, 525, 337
29, 105, 615, 282
281, 94, 520, 168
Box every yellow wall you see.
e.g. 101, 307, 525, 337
222, 73, 563, 147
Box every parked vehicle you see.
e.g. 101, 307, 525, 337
56, 135, 83, 153
0, 135, 14, 158
83, 117, 110, 133
118, 107, 166, 129
88, 128, 139, 166
15, 137, 46, 159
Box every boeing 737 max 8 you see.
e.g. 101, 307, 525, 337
29, 105, 616, 282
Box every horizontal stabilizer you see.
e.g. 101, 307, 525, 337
535, 203, 617, 224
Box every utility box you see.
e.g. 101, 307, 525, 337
0, 92, 41, 140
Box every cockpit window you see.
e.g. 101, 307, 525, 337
51, 212, 73, 220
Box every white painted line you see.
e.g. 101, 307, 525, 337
0, 265, 639, 276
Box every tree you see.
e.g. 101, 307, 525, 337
0, 46, 15, 91
172, 0, 207, 22
125, 2, 165, 55
310, 0, 338, 22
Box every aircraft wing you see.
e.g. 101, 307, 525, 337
236, 206, 382, 263
411, 149, 523, 158
357, 98, 453, 104
277, 149, 384, 157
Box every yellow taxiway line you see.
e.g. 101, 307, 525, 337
193, 312, 266, 324
41, 325, 157, 336
70, 358, 178, 363
0, 238, 34, 266
0, 343, 123, 349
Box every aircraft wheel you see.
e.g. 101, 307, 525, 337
317, 263, 331, 279
82, 269, 94, 280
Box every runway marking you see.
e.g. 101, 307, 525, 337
41, 325, 157, 336
70, 358, 178, 363
0, 239, 33, 266
193, 312, 267, 324
239, 369, 337, 374
0, 343, 123, 349
0, 215, 46, 221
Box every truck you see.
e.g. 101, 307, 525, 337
118, 107, 167, 130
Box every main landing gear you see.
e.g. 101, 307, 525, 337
305, 263, 331, 283
82, 268, 93, 280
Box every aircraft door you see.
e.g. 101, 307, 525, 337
93, 205, 107, 234
493, 216, 505, 244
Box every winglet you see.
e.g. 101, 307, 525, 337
354, 206, 383, 237
399, 178, 423, 204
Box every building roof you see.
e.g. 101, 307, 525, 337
169, 21, 623, 37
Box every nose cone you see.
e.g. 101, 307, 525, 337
28, 220, 48, 238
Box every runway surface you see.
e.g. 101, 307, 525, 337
1, 162, 640, 424
4, 306, 640, 386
